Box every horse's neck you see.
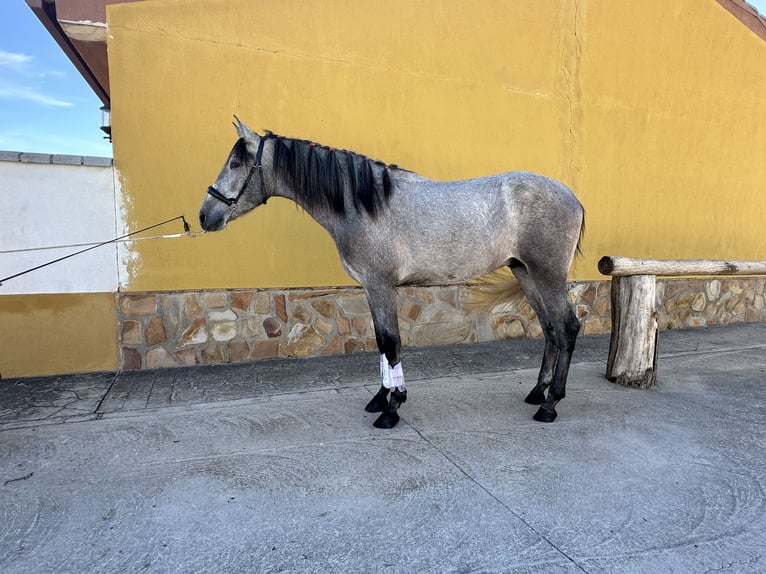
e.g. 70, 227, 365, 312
268, 172, 345, 235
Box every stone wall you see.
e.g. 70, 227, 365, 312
116, 277, 766, 370
656, 278, 766, 329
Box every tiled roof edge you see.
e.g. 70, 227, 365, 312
0, 150, 113, 167
716, 0, 766, 42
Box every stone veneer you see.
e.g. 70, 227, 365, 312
117, 278, 766, 370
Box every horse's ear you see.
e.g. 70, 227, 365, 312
232, 115, 257, 140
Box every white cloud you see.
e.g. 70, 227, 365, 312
0, 51, 73, 107
0, 51, 34, 70
0, 50, 64, 79
0, 86, 73, 107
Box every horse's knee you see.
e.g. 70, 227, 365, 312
375, 328, 401, 366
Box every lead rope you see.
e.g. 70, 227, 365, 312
0, 215, 195, 286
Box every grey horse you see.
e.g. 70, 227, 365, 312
199, 118, 585, 428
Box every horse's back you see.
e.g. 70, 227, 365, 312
395, 169, 579, 206
369, 170, 582, 286
391, 170, 582, 238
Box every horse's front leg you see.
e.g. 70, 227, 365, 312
362, 284, 406, 429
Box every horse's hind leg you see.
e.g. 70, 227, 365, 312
510, 263, 557, 405
532, 282, 580, 423
362, 283, 406, 429
512, 261, 580, 422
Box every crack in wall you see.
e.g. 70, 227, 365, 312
558, 0, 584, 187
110, 24, 550, 98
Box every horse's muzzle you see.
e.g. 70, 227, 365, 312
199, 206, 226, 232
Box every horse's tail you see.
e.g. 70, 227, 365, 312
465, 269, 524, 311
575, 209, 586, 257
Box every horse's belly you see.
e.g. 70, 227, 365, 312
399, 271, 454, 286
398, 257, 502, 287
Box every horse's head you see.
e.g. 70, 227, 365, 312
199, 117, 270, 231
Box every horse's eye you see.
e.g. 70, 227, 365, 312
229, 160, 242, 169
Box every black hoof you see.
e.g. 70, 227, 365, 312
373, 411, 400, 429
533, 406, 557, 423
525, 386, 546, 405
365, 392, 389, 413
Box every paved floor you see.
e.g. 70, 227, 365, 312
1, 323, 765, 573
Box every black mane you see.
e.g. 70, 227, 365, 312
267, 133, 397, 218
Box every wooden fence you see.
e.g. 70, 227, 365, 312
597, 256, 766, 388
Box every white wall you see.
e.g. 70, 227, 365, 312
0, 155, 123, 294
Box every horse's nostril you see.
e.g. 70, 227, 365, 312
199, 211, 206, 228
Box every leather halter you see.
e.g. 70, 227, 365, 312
207, 134, 270, 207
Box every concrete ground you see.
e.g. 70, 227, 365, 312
1, 323, 765, 574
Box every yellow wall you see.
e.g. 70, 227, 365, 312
579, 1, 766, 275
0, 293, 118, 378
107, 0, 766, 289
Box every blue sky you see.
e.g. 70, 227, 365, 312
0, 1, 112, 157
1, 0, 765, 158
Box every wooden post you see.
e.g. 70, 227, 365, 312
605, 275, 658, 388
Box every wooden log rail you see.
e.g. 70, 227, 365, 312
597, 256, 766, 388
598, 256, 766, 277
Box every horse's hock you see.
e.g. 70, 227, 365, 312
599, 256, 766, 388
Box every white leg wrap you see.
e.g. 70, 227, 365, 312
380, 355, 405, 391
380, 354, 389, 385
391, 362, 405, 392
